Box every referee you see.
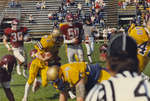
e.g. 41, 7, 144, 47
86, 33, 150, 101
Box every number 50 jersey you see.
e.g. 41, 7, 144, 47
129, 26, 150, 72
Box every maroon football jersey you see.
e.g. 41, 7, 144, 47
60, 22, 83, 44
4, 27, 28, 48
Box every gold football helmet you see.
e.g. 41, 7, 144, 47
47, 65, 59, 81
51, 28, 61, 38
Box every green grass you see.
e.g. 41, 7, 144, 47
0, 42, 150, 101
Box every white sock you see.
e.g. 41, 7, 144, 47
68, 90, 76, 99
23, 69, 28, 78
88, 56, 92, 63
17, 64, 21, 75
23, 82, 30, 100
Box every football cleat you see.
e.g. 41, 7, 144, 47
32, 79, 41, 93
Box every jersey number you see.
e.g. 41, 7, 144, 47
138, 42, 148, 56
67, 28, 79, 39
134, 81, 150, 100
12, 32, 23, 42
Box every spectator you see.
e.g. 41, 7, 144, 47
9, 0, 16, 8
36, 2, 41, 11
28, 14, 35, 24
100, 18, 105, 28
85, 0, 90, 6
48, 11, 54, 20
77, 2, 82, 13
16, 0, 21, 8
118, 1, 123, 8
70, 0, 75, 6
102, 28, 108, 44
41, 0, 46, 10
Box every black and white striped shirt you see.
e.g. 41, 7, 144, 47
86, 71, 150, 101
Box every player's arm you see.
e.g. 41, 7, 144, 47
59, 91, 68, 101
3, 35, 12, 51
63, 35, 77, 44
36, 51, 52, 61
75, 78, 85, 101
23, 27, 30, 41
144, 27, 150, 39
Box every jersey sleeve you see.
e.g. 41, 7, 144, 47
3, 28, 11, 39
85, 84, 106, 101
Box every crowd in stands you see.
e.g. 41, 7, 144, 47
9, 0, 21, 8
47, 0, 106, 39
7, 0, 150, 40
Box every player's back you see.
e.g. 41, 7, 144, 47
86, 71, 150, 101
129, 26, 149, 45
129, 26, 150, 71
60, 62, 87, 85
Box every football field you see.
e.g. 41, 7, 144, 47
0, 42, 150, 101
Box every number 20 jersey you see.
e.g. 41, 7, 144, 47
129, 26, 150, 72
59, 22, 83, 44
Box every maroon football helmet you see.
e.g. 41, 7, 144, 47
0, 55, 17, 72
66, 13, 74, 22
99, 44, 108, 53
11, 19, 20, 30
12, 19, 19, 25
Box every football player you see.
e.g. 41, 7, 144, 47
3, 19, 29, 78
59, 13, 84, 63
99, 43, 107, 62
22, 29, 63, 101
86, 34, 150, 101
83, 18, 95, 63
128, 20, 150, 72
0, 55, 17, 101
47, 62, 111, 101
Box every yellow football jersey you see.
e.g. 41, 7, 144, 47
128, 23, 135, 34
60, 62, 87, 86
53, 62, 111, 90
129, 26, 150, 71
129, 26, 149, 44
98, 69, 111, 82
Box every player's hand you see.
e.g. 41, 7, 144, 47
8, 47, 12, 51
73, 38, 79, 44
